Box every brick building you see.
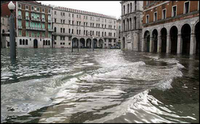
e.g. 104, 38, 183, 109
1, 1, 53, 48
142, 1, 199, 55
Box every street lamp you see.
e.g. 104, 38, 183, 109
8, 1, 16, 60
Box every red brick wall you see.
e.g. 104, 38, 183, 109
143, 1, 199, 27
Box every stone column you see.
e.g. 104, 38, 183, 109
85, 39, 86, 47
157, 35, 162, 53
141, 37, 145, 52
190, 33, 196, 55
150, 36, 153, 52
166, 34, 171, 54
177, 34, 182, 54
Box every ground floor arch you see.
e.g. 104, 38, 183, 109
152, 29, 158, 53
86, 38, 91, 48
99, 39, 103, 48
170, 26, 178, 54
72, 38, 79, 48
33, 39, 38, 48
144, 31, 150, 52
181, 24, 191, 55
161, 28, 167, 53
80, 38, 85, 48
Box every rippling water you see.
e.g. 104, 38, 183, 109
1, 48, 199, 123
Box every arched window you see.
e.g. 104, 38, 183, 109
2, 29, 5, 33
26, 39, 28, 45
130, 3, 132, 13
54, 27, 56, 32
23, 39, 25, 45
20, 39, 22, 45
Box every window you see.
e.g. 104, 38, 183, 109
54, 11, 56, 15
154, 12, 157, 21
130, 3, 132, 13
172, 6, 177, 17
162, 9, 166, 19
18, 30, 22, 36
60, 28, 62, 33
20, 39, 22, 45
37, 7, 40, 12
123, 5, 125, 15
25, 6, 29, 10
63, 28, 65, 33
146, 15, 149, 23
146, 1, 149, 5
184, 1, 189, 14
54, 18, 56, 23
42, 8, 45, 12
54, 27, 56, 32
26, 31, 29, 37
18, 4, 21, 9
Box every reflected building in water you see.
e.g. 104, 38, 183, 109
142, 1, 199, 56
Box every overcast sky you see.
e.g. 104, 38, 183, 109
38, 1, 121, 19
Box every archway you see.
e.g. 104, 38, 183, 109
195, 22, 199, 55
161, 28, 167, 53
33, 39, 38, 48
144, 31, 150, 52
86, 38, 91, 48
123, 37, 125, 49
152, 29, 158, 53
181, 24, 191, 55
72, 38, 78, 48
80, 38, 85, 48
99, 39, 103, 48
170, 26, 178, 54
93, 39, 97, 48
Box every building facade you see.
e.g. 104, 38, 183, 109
1, 1, 53, 48
120, 1, 143, 51
52, 6, 118, 49
142, 1, 199, 55
116, 19, 122, 48
1, 16, 10, 48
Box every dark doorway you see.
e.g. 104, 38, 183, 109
93, 39, 97, 48
123, 37, 125, 49
152, 29, 158, 53
144, 31, 150, 52
181, 24, 191, 55
161, 28, 167, 53
80, 38, 85, 48
72, 38, 78, 48
86, 39, 91, 48
170, 26, 178, 54
99, 39, 103, 48
33, 39, 38, 48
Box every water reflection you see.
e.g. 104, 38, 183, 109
1, 48, 199, 123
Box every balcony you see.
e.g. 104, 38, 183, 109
18, 26, 22, 29
18, 15, 22, 19
41, 18, 45, 22
25, 16, 29, 20
48, 20, 52, 23
26, 26, 46, 31
31, 18, 41, 22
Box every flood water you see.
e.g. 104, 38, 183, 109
1, 48, 199, 123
